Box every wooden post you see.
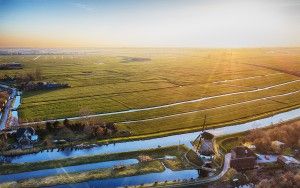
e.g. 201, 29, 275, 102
202, 114, 207, 131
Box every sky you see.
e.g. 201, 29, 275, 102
0, 0, 299, 48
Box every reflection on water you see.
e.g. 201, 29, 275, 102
11, 111, 18, 119
51, 168, 200, 188
12, 96, 21, 110
0, 159, 138, 183
2, 108, 300, 164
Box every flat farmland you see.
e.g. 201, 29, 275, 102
0, 48, 299, 136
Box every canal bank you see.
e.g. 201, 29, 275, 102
0, 109, 299, 187
1, 108, 299, 164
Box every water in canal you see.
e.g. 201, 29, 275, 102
12, 95, 21, 110
50, 167, 200, 188
0, 159, 138, 183
3, 108, 299, 164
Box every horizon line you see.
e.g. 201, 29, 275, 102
1, 46, 300, 49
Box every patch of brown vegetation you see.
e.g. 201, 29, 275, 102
243, 120, 300, 153
138, 155, 153, 162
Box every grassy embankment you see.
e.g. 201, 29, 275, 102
2, 102, 299, 157
3, 160, 165, 188
102, 103, 300, 143
0, 145, 200, 187
0, 145, 193, 175
215, 132, 247, 153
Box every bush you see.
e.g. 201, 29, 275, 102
256, 171, 300, 188
244, 121, 300, 152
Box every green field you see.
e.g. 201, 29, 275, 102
0, 48, 299, 137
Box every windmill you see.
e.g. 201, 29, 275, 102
193, 114, 207, 150
193, 115, 215, 156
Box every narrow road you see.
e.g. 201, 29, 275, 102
0, 84, 17, 130
155, 153, 231, 187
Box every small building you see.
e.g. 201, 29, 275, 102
8, 62, 22, 69
0, 62, 23, 69
271, 140, 285, 153
16, 127, 38, 146
277, 155, 300, 169
23, 82, 69, 91
230, 146, 257, 171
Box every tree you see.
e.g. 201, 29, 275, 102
43, 137, 53, 147
45, 122, 53, 132
0, 91, 9, 99
83, 124, 94, 137
79, 107, 92, 125
34, 68, 43, 80
63, 119, 70, 127
56, 127, 75, 140
256, 171, 300, 188
26, 72, 35, 81
0, 137, 7, 151
256, 179, 271, 188
106, 129, 112, 137
77, 123, 85, 132
106, 122, 117, 133
95, 127, 105, 137
53, 121, 60, 130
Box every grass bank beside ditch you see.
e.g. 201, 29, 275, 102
11, 160, 165, 188
0, 145, 190, 175
215, 132, 247, 153
108, 104, 300, 143
2, 104, 299, 157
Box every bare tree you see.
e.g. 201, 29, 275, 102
79, 107, 92, 125
34, 68, 43, 80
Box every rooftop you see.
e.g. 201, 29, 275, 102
278, 155, 300, 165
231, 146, 256, 159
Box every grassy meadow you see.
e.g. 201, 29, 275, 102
0, 48, 299, 137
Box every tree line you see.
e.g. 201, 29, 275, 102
36, 118, 118, 143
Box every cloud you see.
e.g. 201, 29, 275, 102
72, 2, 94, 12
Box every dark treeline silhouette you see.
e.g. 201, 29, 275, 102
39, 119, 118, 141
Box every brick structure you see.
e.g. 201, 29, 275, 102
230, 146, 257, 171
